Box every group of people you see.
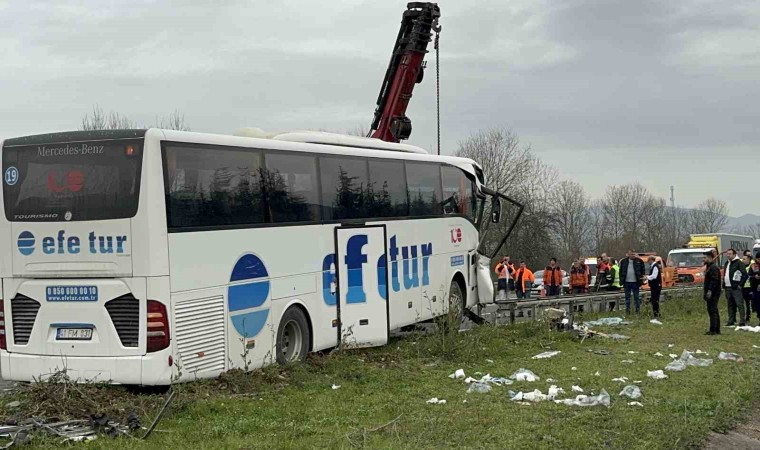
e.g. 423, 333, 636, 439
494, 250, 665, 318
702, 249, 760, 335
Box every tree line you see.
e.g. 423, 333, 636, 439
456, 127, 755, 270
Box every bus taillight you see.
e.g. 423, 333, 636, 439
0, 299, 6, 350
146, 300, 170, 353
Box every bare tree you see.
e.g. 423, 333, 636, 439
456, 127, 558, 268
688, 198, 729, 234
548, 180, 592, 262
80, 105, 190, 131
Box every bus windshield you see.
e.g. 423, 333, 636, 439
3, 139, 143, 222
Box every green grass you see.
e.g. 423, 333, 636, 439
4, 296, 760, 449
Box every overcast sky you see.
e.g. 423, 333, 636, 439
1, 0, 758, 216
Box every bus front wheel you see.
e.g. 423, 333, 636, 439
276, 307, 311, 364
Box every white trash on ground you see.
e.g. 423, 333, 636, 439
546, 378, 556, 383
718, 352, 744, 362
532, 351, 561, 360
650, 319, 663, 325
680, 350, 713, 367
584, 317, 627, 326
619, 385, 642, 399
668, 354, 678, 359
668, 344, 675, 348
647, 370, 668, 380
449, 369, 466, 379
621, 359, 634, 364
612, 377, 629, 383
628, 401, 644, 407
665, 359, 686, 372
594, 371, 601, 377
509, 389, 548, 402
571, 367, 578, 371
735, 326, 760, 333
554, 389, 611, 407
426, 397, 447, 404
572, 385, 584, 393
510, 368, 540, 382
548, 385, 565, 398
467, 382, 492, 394
331, 384, 341, 390
654, 352, 664, 357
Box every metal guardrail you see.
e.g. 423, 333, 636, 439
480, 285, 702, 326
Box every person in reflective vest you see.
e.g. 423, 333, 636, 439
514, 261, 535, 300
646, 256, 662, 319
570, 259, 588, 294
544, 257, 563, 297
494, 256, 515, 301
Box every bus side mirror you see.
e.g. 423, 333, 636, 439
491, 197, 501, 223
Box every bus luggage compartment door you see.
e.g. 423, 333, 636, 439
334, 225, 389, 349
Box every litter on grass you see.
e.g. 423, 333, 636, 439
584, 317, 629, 326
467, 382, 492, 394
753, 345, 760, 349
654, 352, 664, 357
571, 367, 577, 371
510, 369, 540, 382
665, 359, 686, 372
619, 385, 642, 399
486, 359, 494, 363
331, 384, 341, 390
427, 398, 447, 404
554, 389, 611, 407
735, 326, 760, 333
628, 351, 639, 354
548, 385, 565, 398
629, 401, 644, 407
695, 350, 708, 355
650, 319, 663, 325
669, 354, 678, 359
621, 360, 635, 364
647, 370, 668, 380
572, 385, 584, 393
449, 369, 466, 379
679, 350, 713, 367
668, 344, 675, 348
466, 374, 513, 386
612, 377, 629, 383
532, 351, 561, 360
546, 378, 556, 383
594, 371, 601, 377
509, 386, 563, 403
718, 352, 744, 362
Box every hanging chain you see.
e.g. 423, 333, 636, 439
434, 24, 441, 156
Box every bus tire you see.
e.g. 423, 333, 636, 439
448, 279, 465, 328
276, 307, 311, 365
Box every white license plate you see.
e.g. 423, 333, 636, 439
56, 328, 93, 340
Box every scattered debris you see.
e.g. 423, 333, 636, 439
548, 385, 565, 398
678, 350, 713, 367
628, 401, 644, 407
753, 345, 760, 349
5, 401, 20, 409
509, 390, 548, 403
466, 382, 492, 394
465, 374, 513, 386
633, 380, 642, 384
510, 369, 540, 382
584, 317, 629, 327
449, 369, 466, 379
665, 359, 686, 372
594, 371, 601, 377
647, 370, 668, 380
571, 367, 577, 371
619, 385, 642, 399
532, 351, 561, 360
654, 352, 664, 357
668, 344, 674, 348
426, 398, 447, 404
572, 385, 584, 393
612, 377, 629, 383
546, 378, 556, 383
718, 352, 744, 362
735, 325, 760, 333
695, 350, 708, 355
588, 349, 610, 356
650, 319, 663, 325
486, 359, 494, 364
554, 389, 611, 407
669, 354, 678, 359
621, 360, 635, 364
331, 384, 341, 390
609, 334, 630, 341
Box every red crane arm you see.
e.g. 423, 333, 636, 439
369, 2, 440, 143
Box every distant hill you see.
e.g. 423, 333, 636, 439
727, 214, 760, 229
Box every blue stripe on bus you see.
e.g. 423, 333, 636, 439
228, 282, 270, 312
230, 310, 269, 338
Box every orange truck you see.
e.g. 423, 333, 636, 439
637, 253, 675, 289
666, 233, 753, 284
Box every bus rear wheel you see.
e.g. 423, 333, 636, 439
276, 307, 311, 365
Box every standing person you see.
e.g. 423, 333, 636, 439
742, 254, 754, 323
514, 261, 535, 300
723, 248, 747, 326
619, 250, 645, 315
646, 256, 662, 319
569, 260, 587, 295
748, 261, 760, 325
703, 251, 723, 335
595, 256, 610, 292
606, 259, 621, 292
494, 256, 515, 301
544, 258, 563, 297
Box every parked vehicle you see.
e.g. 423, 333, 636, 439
531, 269, 568, 297
667, 233, 753, 284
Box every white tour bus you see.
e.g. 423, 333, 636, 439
0, 129, 519, 385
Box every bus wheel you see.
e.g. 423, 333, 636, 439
276, 307, 311, 365
448, 280, 465, 329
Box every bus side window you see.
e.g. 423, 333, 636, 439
368, 159, 408, 218
406, 162, 443, 217
441, 165, 475, 220
263, 152, 319, 223
319, 156, 370, 221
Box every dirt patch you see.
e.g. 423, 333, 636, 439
703, 405, 760, 449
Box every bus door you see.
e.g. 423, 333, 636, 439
334, 225, 389, 348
